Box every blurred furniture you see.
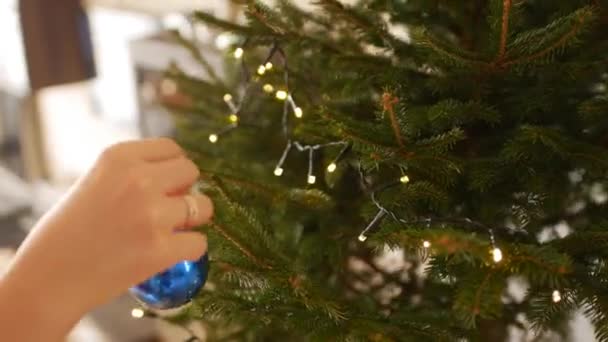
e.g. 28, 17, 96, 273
130, 31, 225, 138
19, 0, 96, 91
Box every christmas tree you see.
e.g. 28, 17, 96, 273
159, 1, 608, 340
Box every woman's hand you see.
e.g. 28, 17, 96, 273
0, 138, 213, 341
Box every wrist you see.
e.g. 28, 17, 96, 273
0, 267, 84, 341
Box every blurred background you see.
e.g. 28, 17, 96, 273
0, 0, 240, 340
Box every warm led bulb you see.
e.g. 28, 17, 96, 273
223, 93, 233, 102
307, 175, 317, 184
358, 234, 368, 242
552, 290, 562, 303
257, 65, 266, 75
263, 84, 274, 93
274, 167, 284, 177
275, 90, 288, 101
294, 107, 303, 118
400, 175, 410, 184
233, 47, 244, 59
265, 62, 273, 70
423, 241, 431, 248
209, 134, 219, 143
327, 163, 337, 173
229, 114, 239, 123
160, 79, 178, 96
131, 308, 145, 319
492, 247, 503, 263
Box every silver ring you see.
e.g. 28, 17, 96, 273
183, 195, 198, 227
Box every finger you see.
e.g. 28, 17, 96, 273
108, 138, 184, 162
158, 194, 214, 231
148, 157, 200, 194
166, 232, 208, 262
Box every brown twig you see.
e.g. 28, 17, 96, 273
472, 271, 495, 315
497, 0, 513, 62
382, 92, 405, 149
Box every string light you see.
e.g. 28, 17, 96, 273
286, 95, 304, 119
306, 148, 316, 184
357, 210, 389, 243
212, 45, 351, 186
492, 247, 503, 263
257, 65, 266, 75
222, 45, 349, 185
131, 308, 145, 319
274, 141, 292, 177
276, 90, 288, 101
294, 107, 303, 118
160, 79, 178, 96
357, 165, 510, 256
327, 163, 337, 173
263, 84, 275, 93
552, 290, 562, 303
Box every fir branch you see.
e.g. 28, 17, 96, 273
192, 11, 255, 35
509, 255, 570, 278
203, 169, 276, 198
412, 27, 490, 68
209, 222, 273, 270
339, 127, 411, 159
472, 271, 496, 317
502, 7, 595, 67
200, 169, 334, 210
170, 30, 226, 88
313, 0, 398, 48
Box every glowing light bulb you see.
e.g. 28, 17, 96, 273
400, 175, 410, 184
327, 163, 337, 173
275, 90, 288, 101
233, 47, 244, 59
294, 107, 303, 118
229, 114, 239, 123
263, 84, 274, 93
160, 79, 178, 96
265, 62, 273, 70
552, 290, 562, 303
492, 247, 503, 263
223, 93, 233, 102
274, 167, 284, 177
423, 241, 431, 248
131, 308, 145, 319
215, 32, 235, 50
358, 234, 368, 242
209, 134, 218, 143
307, 175, 317, 184
257, 65, 266, 75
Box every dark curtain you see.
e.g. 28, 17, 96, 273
19, 0, 96, 91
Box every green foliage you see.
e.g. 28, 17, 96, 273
505, 6, 596, 68
168, 0, 608, 341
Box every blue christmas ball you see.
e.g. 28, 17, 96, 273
130, 254, 209, 310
